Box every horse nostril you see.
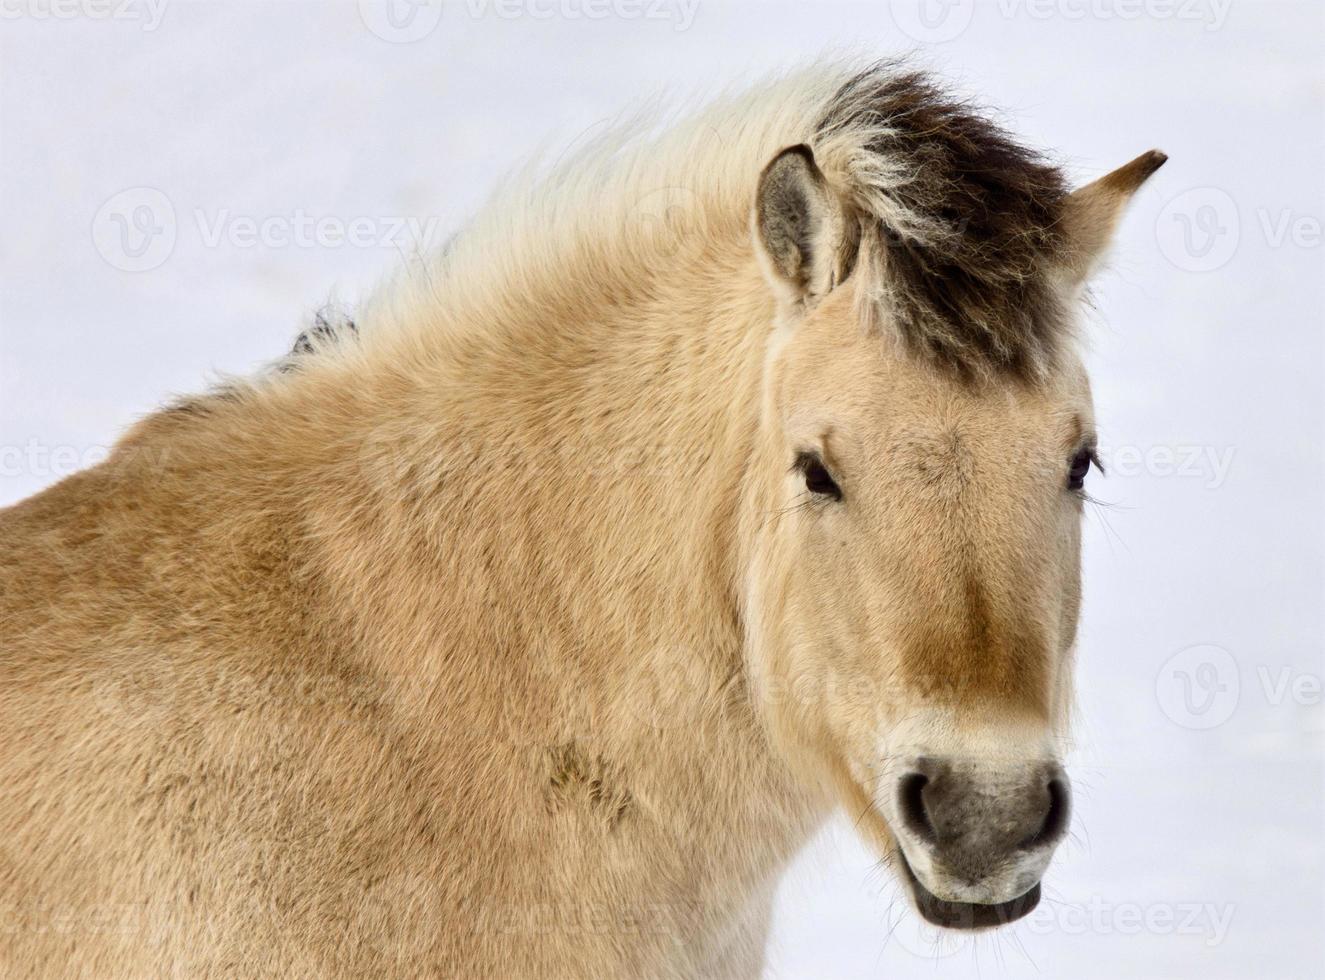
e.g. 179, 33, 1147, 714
898, 772, 937, 844
1020, 777, 1070, 850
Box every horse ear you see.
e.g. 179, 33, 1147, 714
754, 144, 853, 306
1060, 149, 1168, 283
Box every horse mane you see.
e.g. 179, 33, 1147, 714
277, 59, 1071, 396
814, 67, 1071, 379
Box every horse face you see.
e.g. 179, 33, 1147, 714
747, 286, 1089, 925
745, 144, 1163, 928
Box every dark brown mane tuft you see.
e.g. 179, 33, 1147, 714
816, 64, 1072, 380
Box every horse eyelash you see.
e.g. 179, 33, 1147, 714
790, 451, 818, 474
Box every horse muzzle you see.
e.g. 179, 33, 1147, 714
888, 754, 1070, 930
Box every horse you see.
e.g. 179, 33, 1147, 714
0, 60, 1164, 978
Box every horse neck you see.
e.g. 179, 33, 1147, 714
282, 213, 827, 907
326, 226, 780, 737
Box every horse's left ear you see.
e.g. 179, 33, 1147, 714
753, 144, 855, 307
1060, 149, 1168, 283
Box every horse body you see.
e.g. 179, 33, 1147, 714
0, 61, 1163, 977
0, 202, 817, 980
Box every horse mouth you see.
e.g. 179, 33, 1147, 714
899, 854, 1041, 930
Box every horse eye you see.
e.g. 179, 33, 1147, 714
797, 454, 843, 501
1067, 448, 1094, 491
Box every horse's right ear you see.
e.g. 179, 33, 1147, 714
753, 144, 853, 308
1059, 149, 1168, 284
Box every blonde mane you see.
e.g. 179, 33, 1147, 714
276, 58, 1070, 395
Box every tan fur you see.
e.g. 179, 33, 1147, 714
0, 61, 1161, 978
1059, 149, 1169, 280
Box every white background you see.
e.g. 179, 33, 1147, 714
1, 1, 1321, 976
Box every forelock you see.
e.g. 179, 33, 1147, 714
813, 64, 1073, 382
